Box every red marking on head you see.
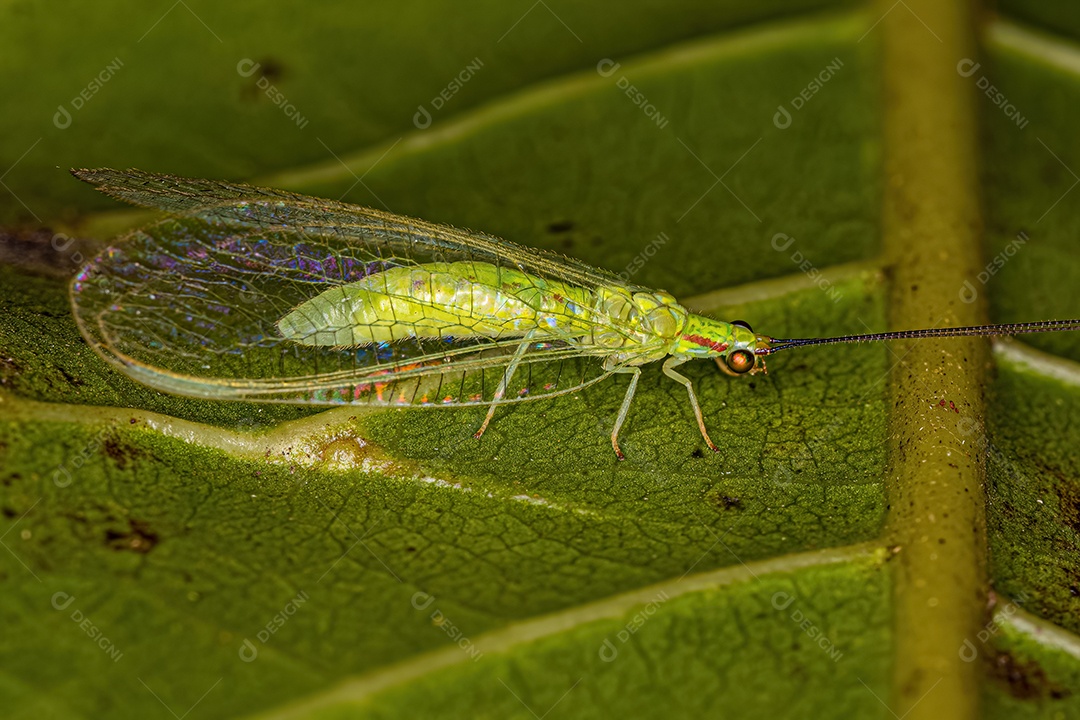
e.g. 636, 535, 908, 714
683, 334, 728, 353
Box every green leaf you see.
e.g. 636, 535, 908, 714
2, 2, 1080, 719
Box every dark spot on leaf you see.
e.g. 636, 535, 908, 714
105, 518, 159, 554
988, 651, 1071, 700
241, 57, 288, 101
257, 58, 285, 81
719, 496, 742, 510
103, 436, 143, 469
704, 490, 742, 511
547, 220, 574, 233
1, 506, 16, 518
691, 448, 704, 459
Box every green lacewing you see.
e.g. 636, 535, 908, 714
69, 168, 1080, 458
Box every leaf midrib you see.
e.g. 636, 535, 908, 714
877, 1, 987, 718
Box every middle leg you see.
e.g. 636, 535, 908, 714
603, 357, 643, 460
474, 331, 536, 439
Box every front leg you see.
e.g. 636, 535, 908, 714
661, 355, 719, 453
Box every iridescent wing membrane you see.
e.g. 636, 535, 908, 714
70, 169, 650, 408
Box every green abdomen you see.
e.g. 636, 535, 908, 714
277, 261, 596, 346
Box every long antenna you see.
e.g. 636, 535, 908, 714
757, 319, 1080, 355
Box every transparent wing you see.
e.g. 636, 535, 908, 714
73, 168, 641, 293
70, 169, 655, 407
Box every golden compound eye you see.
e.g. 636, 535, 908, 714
732, 320, 753, 332
725, 349, 755, 374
